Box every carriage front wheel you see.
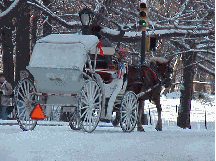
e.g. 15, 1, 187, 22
14, 78, 38, 131
78, 80, 102, 133
120, 91, 138, 132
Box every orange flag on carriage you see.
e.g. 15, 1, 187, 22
30, 104, 45, 120
96, 40, 104, 56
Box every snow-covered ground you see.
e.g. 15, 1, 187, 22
0, 92, 215, 161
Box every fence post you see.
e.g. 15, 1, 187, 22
149, 108, 152, 125
205, 106, 207, 129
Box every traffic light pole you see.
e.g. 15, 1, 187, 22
141, 30, 145, 64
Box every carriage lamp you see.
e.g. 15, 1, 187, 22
79, 8, 94, 35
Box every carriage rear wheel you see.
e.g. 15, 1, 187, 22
14, 79, 38, 131
69, 109, 82, 130
120, 91, 138, 132
78, 80, 102, 133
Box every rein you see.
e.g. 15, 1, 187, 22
137, 83, 160, 98
128, 76, 170, 98
136, 77, 171, 98
127, 81, 143, 86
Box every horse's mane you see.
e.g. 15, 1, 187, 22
149, 57, 168, 65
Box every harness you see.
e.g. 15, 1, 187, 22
127, 65, 158, 87
141, 66, 157, 81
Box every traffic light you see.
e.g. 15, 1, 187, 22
138, 1, 148, 30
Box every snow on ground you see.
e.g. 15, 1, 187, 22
0, 122, 214, 161
0, 91, 215, 161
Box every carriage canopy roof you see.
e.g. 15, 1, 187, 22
37, 34, 99, 49
28, 34, 99, 70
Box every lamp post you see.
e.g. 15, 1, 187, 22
79, 8, 94, 35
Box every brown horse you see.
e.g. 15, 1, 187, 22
126, 57, 173, 131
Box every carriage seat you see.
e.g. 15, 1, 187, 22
95, 69, 117, 84
90, 47, 115, 69
87, 47, 117, 83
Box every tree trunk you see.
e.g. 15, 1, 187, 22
1, 24, 14, 87
177, 52, 197, 129
30, 8, 38, 53
15, 7, 31, 83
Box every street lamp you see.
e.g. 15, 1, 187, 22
79, 8, 94, 35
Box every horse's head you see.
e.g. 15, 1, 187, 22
150, 57, 173, 88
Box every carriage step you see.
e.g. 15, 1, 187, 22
116, 94, 124, 99
35, 93, 77, 97
100, 118, 111, 123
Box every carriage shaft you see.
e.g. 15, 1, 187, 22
137, 83, 159, 98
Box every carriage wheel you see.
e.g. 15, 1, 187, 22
78, 80, 102, 133
120, 91, 138, 132
69, 109, 82, 130
14, 79, 38, 131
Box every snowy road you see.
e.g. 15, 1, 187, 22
0, 92, 214, 160
0, 122, 214, 161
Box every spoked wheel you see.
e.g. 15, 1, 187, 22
78, 80, 102, 133
120, 91, 138, 132
69, 109, 82, 130
14, 78, 38, 131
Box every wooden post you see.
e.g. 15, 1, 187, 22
140, 30, 145, 64
149, 108, 151, 125
205, 107, 207, 129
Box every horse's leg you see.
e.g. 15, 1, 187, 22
155, 102, 162, 131
151, 87, 162, 131
137, 99, 145, 132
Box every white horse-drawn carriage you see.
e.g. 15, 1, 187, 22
14, 34, 138, 133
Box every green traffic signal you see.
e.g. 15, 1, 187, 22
139, 20, 146, 26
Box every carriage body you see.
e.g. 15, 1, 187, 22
27, 34, 98, 105
14, 34, 138, 132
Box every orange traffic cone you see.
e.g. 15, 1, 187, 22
30, 104, 45, 120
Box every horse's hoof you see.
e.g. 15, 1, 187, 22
137, 126, 145, 132
112, 119, 120, 127
155, 127, 162, 131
